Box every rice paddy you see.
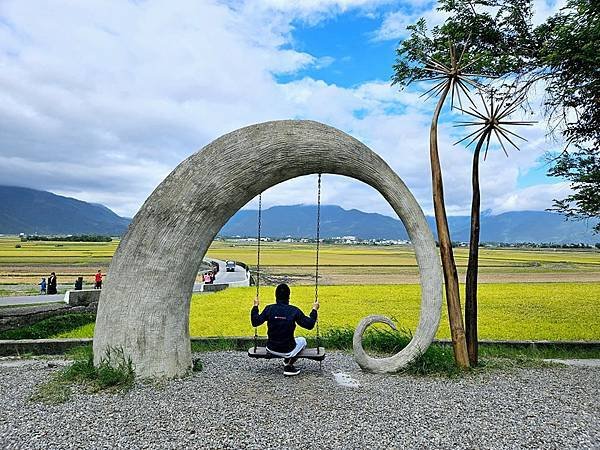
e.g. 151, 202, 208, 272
1, 236, 599, 342
54, 283, 600, 341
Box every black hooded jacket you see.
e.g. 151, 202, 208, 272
250, 298, 317, 353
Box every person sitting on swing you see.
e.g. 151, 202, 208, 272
251, 283, 319, 376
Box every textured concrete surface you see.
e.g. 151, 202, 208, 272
65, 289, 100, 307
94, 120, 442, 378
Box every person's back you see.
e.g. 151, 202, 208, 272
48, 272, 57, 294
250, 283, 319, 376
94, 271, 103, 289
39, 278, 46, 294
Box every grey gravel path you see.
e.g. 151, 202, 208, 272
0, 352, 598, 450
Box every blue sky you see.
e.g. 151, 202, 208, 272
0, 0, 568, 218
278, 12, 399, 87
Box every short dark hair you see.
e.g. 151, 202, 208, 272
275, 283, 290, 301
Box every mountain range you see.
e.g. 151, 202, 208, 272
0, 186, 130, 236
221, 205, 599, 244
0, 185, 597, 244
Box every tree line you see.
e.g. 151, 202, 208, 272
21, 235, 113, 242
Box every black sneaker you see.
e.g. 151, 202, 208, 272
283, 365, 300, 376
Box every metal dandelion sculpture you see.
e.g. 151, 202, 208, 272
419, 41, 485, 110
454, 91, 535, 366
454, 91, 535, 158
418, 40, 490, 369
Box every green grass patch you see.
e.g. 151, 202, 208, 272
191, 337, 237, 352
0, 288, 38, 297
0, 313, 96, 340
30, 346, 134, 404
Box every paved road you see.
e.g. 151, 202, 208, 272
0, 259, 249, 306
207, 258, 249, 285
0, 293, 65, 307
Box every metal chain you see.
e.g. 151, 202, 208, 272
314, 174, 322, 352
253, 193, 262, 351
256, 194, 262, 297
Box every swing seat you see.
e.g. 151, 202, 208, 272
248, 346, 326, 361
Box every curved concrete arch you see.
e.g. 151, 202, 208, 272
93, 120, 443, 378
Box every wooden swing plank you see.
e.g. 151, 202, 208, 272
248, 346, 326, 361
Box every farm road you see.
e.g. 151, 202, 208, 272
207, 258, 248, 285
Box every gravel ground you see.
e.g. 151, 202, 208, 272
0, 352, 598, 450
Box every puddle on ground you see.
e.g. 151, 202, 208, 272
332, 372, 360, 388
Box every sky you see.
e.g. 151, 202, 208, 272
0, 0, 568, 218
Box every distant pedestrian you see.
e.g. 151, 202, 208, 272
47, 272, 57, 295
74, 276, 83, 290
38, 278, 47, 295
94, 270, 103, 289
203, 272, 213, 284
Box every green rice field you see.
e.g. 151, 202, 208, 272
2, 236, 599, 342
55, 283, 600, 341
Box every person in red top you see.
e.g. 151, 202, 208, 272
94, 270, 103, 289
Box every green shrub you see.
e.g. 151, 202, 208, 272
0, 313, 96, 340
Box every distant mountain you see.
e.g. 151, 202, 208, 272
1, 185, 597, 243
221, 205, 409, 240
0, 186, 130, 235
220, 204, 599, 244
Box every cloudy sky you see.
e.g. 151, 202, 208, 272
0, 0, 568, 218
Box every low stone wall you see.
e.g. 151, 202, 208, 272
0, 337, 598, 357
201, 284, 228, 293
65, 289, 101, 306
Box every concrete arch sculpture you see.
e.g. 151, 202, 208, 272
93, 120, 443, 378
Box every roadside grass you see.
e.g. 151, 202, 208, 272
0, 287, 39, 297
30, 346, 134, 405
191, 337, 237, 352
53, 283, 600, 341
0, 313, 95, 340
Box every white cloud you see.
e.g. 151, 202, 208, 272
0, 0, 567, 220
373, 6, 446, 41
532, 0, 567, 26
373, 0, 567, 42
490, 182, 571, 213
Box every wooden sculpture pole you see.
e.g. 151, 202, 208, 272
456, 92, 535, 367
430, 82, 470, 369
465, 132, 487, 366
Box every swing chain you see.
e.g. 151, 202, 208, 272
253, 193, 262, 352
315, 174, 322, 353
